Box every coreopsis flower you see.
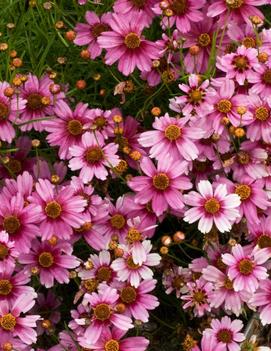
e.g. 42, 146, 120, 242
69, 303, 92, 336
18, 74, 65, 131
111, 240, 161, 287
69, 132, 119, 183
217, 45, 259, 85
181, 278, 213, 317
33, 160, 67, 183
29, 179, 87, 240
80, 285, 133, 344
247, 215, 271, 252
184, 180, 241, 234
222, 244, 269, 293
203, 316, 245, 351
207, 0, 265, 24
250, 60, 271, 99
113, 0, 156, 26
79, 327, 149, 351
0, 82, 26, 143
44, 101, 91, 160
74, 11, 111, 59
128, 156, 192, 216
87, 108, 115, 139
19, 239, 80, 288
250, 279, 271, 325
0, 193, 41, 253
0, 293, 39, 345
0, 171, 33, 203
0, 231, 18, 273
97, 13, 160, 76
163, 265, 191, 297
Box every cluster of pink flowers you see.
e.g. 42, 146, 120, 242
1, 0, 271, 350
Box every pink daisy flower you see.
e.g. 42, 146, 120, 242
19, 239, 79, 288
250, 60, 271, 99
153, 0, 205, 33
0, 231, 18, 273
207, 0, 265, 25
33, 160, 67, 183
29, 179, 87, 240
69, 302, 92, 336
87, 108, 115, 139
162, 265, 191, 297
80, 285, 133, 344
181, 278, 213, 317
0, 293, 39, 345
79, 327, 149, 351
217, 45, 259, 85
97, 13, 159, 76
69, 132, 119, 183
250, 280, 271, 326
113, 0, 156, 26
0, 171, 34, 203
44, 100, 91, 160
247, 215, 271, 252
139, 114, 204, 162
222, 244, 269, 293
18, 74, 65, 131
184, 180, 241, 234
203, 316, 245, 351
0, 81, 26, 143
111, 240, 161, 287
0, 194, 41, 253
74, 11, 111, 59
128, 156, 192, 216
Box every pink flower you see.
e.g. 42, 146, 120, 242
18, 74, 65, 131
0, 293, 39, 345
250, 280, 271, 325
0, 82, 26, 143
97, 13, 159, 75
19, 239, 79, 288
80, 285, 133, 344
87, 108, 115, 139
69, 132, 119, 183
0, 194, 41, 253
217, 45, 259, 85
163, 265, 191, 297
128, 156, 192, 216
79, 327, 149, 351
250, 61, 271, 99
44, 100, 91, 160
111, 240, 161, 287
184, 180, 241, 234
74, 11, 111, 59
222, 244, 269, 293
113, 0, 156, 26
203, 316, 245, 351
29, 179, 87, 240
0, 231, 18, 273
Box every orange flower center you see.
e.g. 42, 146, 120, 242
0, 244, 8, 260
204, 198, 220, 214
238, 258, 254, 275
0, 102, 9, 119
193, 290, 206, 303
3, 216, 21, 235
152, 173, 170, 190
94, 303, 111, 321
262, 69, 271, 85
235, 184, 251, 201
165, 124, 181, 141
224, 278, 233, 290
27, 93, 44, 110
124, 33, 141, 49
217, 99, 232, 113
233, 55, 249, 71
94, 116, 107, 129
198, 33, 211, 47
85, 147, 104, 164
121, 286, 137, 304
67, 119, 83, 136
226, 0, 244, 9
45, 201, 62, 219
91, 23, 110, 38
237, 151, 250, 165
170, 0, 187, 14
172, 276, 185, 288
38, 251, 54, 268
242, 36, 256, 48
217, 329, 233, 343
127, 227, 142, 243
0, 313, 16, 331
257, 234, 271, 249
255, 106, 269, 121
0, 279, 13, 296
97, 266, 112, 282
110, 214, 126, 229
189, 89, 203, 103
104, 339, 120, 351
126, 256, 140, 270
83, 279, 98, 292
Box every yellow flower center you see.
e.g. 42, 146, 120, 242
45, 201, 62, 219
0, 313, 16, 331
257, 234, 271, 249
170, 0, 187, 15
3, 216, 21, 235
94, 303, 111, 321
193, 290, 206, 303
67, 119, 83, 136
96, 266, 112, 282
233, 55, 248, 71
124, 33, 141, 49
216, 99, 232, 113
237, 151, 250, 165
91, 23, 110, 38
235, 184, 251, 201
27, 93, 44, 110
255, 106, 269, 121
189, 89, 203, 103
238, 258, 254, 275
121, 286, 137, 304
172, 276, 185, 289
217, 329, 233, 343
83, 279, 98, 292
226, 0, 244, 9
0, 244, 8, 260
242, 36, 256, 48
127, 227, 142, 243
262, 69, 271, 85
224, 278, 233, 290
104, 339, 120, 351
0, 279, 13, 296
126, 256, 140, 270
152, 173, 170, 191
164, 124, 181, 141
94, 116, 107, 129
85, 147, 104, 164
0, 102, 9, 119
110, 214, 126, 230
38, 251, 54, 268
198, 33, 211, 47
204, 198, 221, 214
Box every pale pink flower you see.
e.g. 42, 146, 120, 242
163, 265, 191, 297
249, 61, 271, 99
0, 231, 18, 273
250, 280, 271, 326
87, 108, 115, 139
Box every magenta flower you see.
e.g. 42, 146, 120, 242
184, 180, 241, 234
80, 285, 133, 344
44, 100, 91, 160
128, 156, 192, 216
87, 108, 115, 139
69, 132, 119, 183
203, 316, 245, 351
0, 293, 39, 345
139, 114, 204, 162
97, 13, 159, 75
250, 61, 271, 99
250, 280, 271, 325
113, 0, 156, 26
0, 193, 41, 253
74, 11, 111, 59
0, 231, 18, 273
79, 327, 149, 351
19, 239, 79, 288
217, 45, 259, 85
0, 82, 26, 143
222, 244, 269, 293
